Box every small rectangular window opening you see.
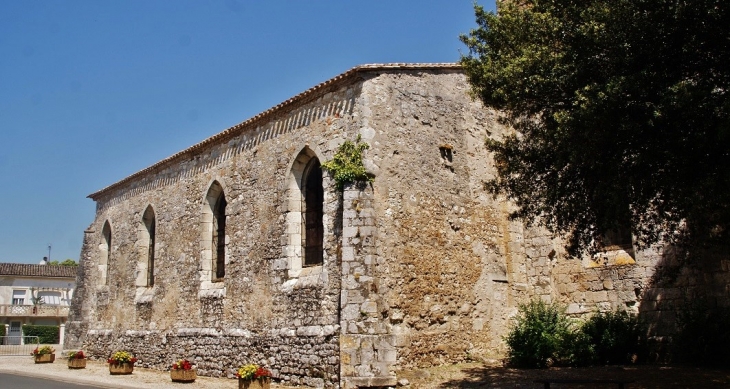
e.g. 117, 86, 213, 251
601, 226, 633, 251
439, 144, 453, 163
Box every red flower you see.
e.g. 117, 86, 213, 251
172, 359, 193, 370
254, 366, 272, 378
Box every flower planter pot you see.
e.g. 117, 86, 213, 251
170, 368, 197, 383
34, 353, 55, 364
68, 358, 87, 369
238, 377, 271, 389
109, 362, 134, 375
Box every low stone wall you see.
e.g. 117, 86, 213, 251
84, 326, 340, 388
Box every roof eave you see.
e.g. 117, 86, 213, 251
87, 63, 462, 201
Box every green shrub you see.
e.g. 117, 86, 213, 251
674, 301, 730, 367
561, 328, 596, 367
505, 300, 573, 368
22, 325, 59, 344
0, 325, 5, 336
579, 310, 645, 365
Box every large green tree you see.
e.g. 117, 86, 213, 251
460, 0, 730, 255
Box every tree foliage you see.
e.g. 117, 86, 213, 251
460, 0, 730, 254
49, 259, 78, 266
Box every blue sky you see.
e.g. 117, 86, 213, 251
0, 0, 495, 264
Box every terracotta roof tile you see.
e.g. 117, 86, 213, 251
0, 263, 77, 278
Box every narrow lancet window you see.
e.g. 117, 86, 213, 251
302, 158, 324, 266
212, 192, 227, 280
100, 221, 112, 286
142, 206, 156, 287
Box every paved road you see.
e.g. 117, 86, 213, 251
0, 373, 106, 389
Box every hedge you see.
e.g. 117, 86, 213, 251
22, 325, 59, 344
0, 324, 5, 336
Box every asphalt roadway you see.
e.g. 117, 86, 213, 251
0, 356, 291, 389
0, 373, 105, 389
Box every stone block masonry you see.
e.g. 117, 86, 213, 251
66, 64, 730, 388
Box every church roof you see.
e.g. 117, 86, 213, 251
0, 263, 77, 278
88, 63, 462, 200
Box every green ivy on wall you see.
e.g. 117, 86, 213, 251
322, 135, 372, 190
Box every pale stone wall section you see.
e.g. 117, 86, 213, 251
339, 183, 397, 389
67, 78, 362, 388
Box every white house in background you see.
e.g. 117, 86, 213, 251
0, 263, 76, 343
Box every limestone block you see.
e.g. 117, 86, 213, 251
341, 304, 361, 321
358, 226, 377, 237
322, 325, 336, 336
347, 321, 359, 334
296, 326, 324, 337
361, 301, 378, 313
566, 303, 587, 314
359, 127, 376, 140
472, 318, 484, 331
360, 347, 375, 364
347, 290, 365, 304
343, 226, 359, 238
592, 290, 609, 302
271, 259, 288, 270
374, 335, 396, 350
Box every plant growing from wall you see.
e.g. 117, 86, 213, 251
321, 135, 372, 190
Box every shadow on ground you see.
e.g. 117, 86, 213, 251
400, 363, 730, 388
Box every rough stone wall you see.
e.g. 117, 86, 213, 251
69, 77, 368, 388
68, 66, 730, 388
356, 70, 516, 367
356, 69, 730, 369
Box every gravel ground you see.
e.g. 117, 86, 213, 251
0, 356, 298, 389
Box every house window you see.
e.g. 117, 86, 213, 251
12, 290, 25, 305
302, 158, 324, 267
37, 291, 62, 306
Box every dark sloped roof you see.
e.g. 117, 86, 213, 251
87, 63, 462, 200
0, 263, 77, 278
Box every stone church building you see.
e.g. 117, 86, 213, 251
66, 63, 728, 388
